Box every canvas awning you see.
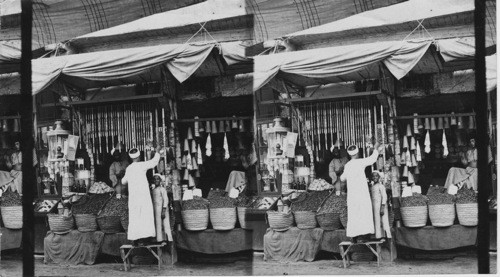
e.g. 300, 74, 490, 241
0, 41, 21, 62
253, 40, 433, 91
32, 43, 215, 95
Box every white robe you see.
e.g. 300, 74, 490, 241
122, 153, 160, 241
340, 150, 378, 238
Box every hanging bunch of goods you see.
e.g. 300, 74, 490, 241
0, 189, 23, 229
316, 191, 347, 230
181, 196, 209, 231
426, 191, 456, 227
209, 195, 237, 230
455, 187, 478, 226
308, 178, 334, 191
400, 193, 429, 227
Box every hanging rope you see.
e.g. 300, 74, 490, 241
402, 19, 435, 42
184, 21, 221, 50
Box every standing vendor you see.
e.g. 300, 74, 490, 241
122, 146, 163, 246
340, 142, 380, 243
151, 174, 173, 243
370, 171, 392, 239
109, 146, 129, 199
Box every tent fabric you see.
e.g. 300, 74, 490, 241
218, 42, 252, 65
32, 43, 214, 95
436, 37, 475, 62
253, 40, 431, 91
0, 42, 21, 62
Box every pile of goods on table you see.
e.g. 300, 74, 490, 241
316, 192, 348, 230
308, 178, 334, 191
0, 189, 23, 229
455, 187, 478, 226
400, 193, 429, 227
426, 190, 455, 227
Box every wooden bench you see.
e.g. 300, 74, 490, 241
120, 242, 174, 271
339, 239, 385, 268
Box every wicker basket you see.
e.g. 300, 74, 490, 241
429, 204, 455, 227
293, 211, 318, 229
316, 212, 342, 230
181, 209, 209, 231
48, 213, 75, 233
96, 216, 123, 233
210, 207, 237, 230
74, 214, 98, 232
400, 205, 428, 227
0, 206, 23, 229
267, 211, 294, 231
456, 203, 478, 226
121, 216, 129, 232
237, 207, 253, 229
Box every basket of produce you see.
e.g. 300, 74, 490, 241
47, 213, 75, 234
308, 178, 334, 191
72, 193, 113, 215
400, 193, 428, 227
0, 189, 23, 229
293, 211, 318, 229
99, 197, 129, 232
96, 216, 123, 233
74, 214, 98, 232
316, 192, 346, 230
427, 192, 455, 227
207, 189, 227, 199
181, 197, 209, 231
236, 195, 259, 229
266, 211, 294, 231
209, 196, 237, 230
455, 187, 478, 226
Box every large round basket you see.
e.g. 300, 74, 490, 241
429, 204, 455, 227
293, 211, 318, 229
210, 207, 236, 230
266, 211, 294, 231
456, 203, 478, 226
121, 216, 129, 232
181, 209, 209, 231
48, 214, 75, 234
74, 214, 98, 232
316, 212, 342, 230
0, 206, 22, 229
96, 216, 123, 233
400, 205, 428, 227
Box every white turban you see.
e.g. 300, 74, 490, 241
347, 145, 359, 156
129, 148, 140, 159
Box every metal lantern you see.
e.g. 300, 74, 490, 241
265, 118, 290, 158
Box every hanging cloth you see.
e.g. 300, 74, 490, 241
206, 134, 212, 157
442, 131, 449, 158
223, 133, 230, 161
186, 152, 193, 170
197, 144, 203, 164
424, 130, 431, 153
416, 141, 422, 161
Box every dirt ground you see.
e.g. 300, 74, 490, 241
0, 252, 497, 276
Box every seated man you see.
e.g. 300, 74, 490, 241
444, 138, 479, 192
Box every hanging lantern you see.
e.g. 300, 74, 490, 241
191, 140, 197, 153
239, 120, 246, 132
424, 130, 431, 153
425, 118, 431, 130
468, 116, 475, 129
410, 137, 416, 150
437, 117, 444, 129
450, 112, 457, 125
206, 121, 212, 133
430, 118, 437, 131
443, 117, 450, 129
265, 118, 290, 158
194, 117, 200, 137
406, 124, 412, 137
413, 114, 419, 133
232, 116, 238, 129
402, 166, 409, 177
212, 121, 218, 133
187, 127, 193, 140
457, 116, 464, 129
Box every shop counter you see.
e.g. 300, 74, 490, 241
394, 225, 477, 250
1, 227, 22, 251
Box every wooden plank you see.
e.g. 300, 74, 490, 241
259, 90, 380, 104
40, 93, 163, 107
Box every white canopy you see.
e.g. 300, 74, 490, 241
32, 43, 214, 95
0, 42, 21, 62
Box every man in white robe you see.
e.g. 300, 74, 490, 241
122, 146, 163, 245
340, 143, 380, 242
